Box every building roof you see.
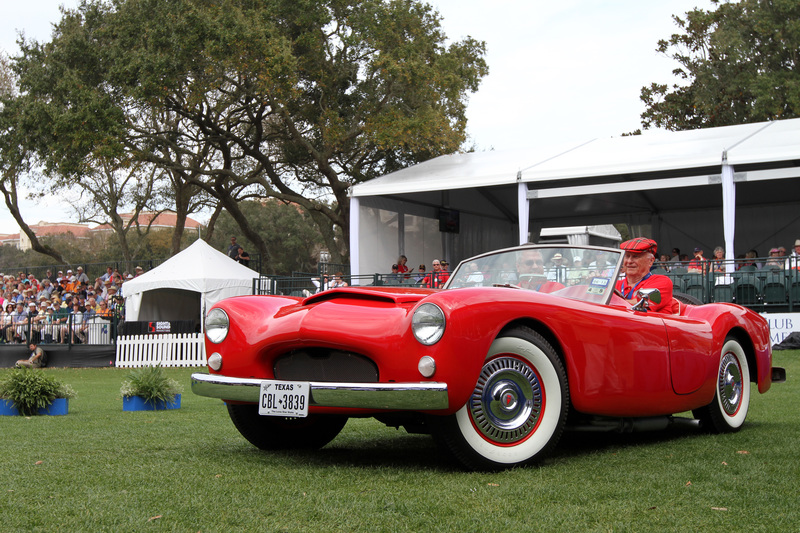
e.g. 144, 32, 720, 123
91, 211, 202, 232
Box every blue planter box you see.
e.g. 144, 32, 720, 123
123, 394, 181, 411
0, 398, 69, 416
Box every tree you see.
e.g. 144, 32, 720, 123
0, 52, 67, 263
73, 157, 161, 263
641, 0, 800, 130
6, 0, 488, 266
207, 199, 329, 274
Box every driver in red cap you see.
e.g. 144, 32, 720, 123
615, 238, 679, 313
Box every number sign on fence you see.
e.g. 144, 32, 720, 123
115, 333, 207, 368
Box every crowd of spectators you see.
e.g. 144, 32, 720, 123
654, 239, 800, 274
383, 255, 451, 288
0, 265, 143, 344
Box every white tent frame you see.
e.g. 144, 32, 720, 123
349, 118, 800, 277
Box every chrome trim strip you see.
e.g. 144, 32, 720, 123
190, 373, 449, 410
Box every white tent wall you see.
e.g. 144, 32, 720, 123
123, 239, 258, 323
350, 118, 800, 276
355, 195, 517, 277
138, 288, 201, 322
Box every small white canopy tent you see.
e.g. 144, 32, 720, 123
123, 239, 258, 325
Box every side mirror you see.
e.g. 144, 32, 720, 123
631, 288, 661, 312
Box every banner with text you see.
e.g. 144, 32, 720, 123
760, 313, 800, 346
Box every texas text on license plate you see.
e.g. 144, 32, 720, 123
258, 380, 310, 417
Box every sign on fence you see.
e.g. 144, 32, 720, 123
115, 333, 207, 368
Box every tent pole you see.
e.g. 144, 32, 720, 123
517, 181, 530, 244
721, 158, 736, 272
349, 195, 361, 282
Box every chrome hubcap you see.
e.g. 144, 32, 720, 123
719, 352, 743, 415
469, 356, 543, 443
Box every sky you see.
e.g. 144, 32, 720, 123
0, 0, 716, 234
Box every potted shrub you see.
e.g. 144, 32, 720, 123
120, 365, 183, 411
0, 367, 76, 416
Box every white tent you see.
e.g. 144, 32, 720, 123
349, 118, 800, 277
123, 239, 258, 325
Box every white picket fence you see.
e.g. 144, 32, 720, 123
115, 333, 207, 368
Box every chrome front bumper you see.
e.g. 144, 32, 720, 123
191, 373, 449, 410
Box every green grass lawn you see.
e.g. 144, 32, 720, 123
1, 353, 798, 532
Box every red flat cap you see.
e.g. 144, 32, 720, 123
620, 237, 657, 256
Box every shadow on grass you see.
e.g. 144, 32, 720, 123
278, 433, 457, 471
214, 416, 765, 472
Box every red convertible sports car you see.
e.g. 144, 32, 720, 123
191, 244, 785, 470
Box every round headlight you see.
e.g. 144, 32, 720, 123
412, 303, 445, 345
205, 308, 229, 344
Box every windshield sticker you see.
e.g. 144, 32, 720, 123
586, 287, 605, 295
591, 277, 609, 287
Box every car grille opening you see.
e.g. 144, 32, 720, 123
273, 349, 379, 382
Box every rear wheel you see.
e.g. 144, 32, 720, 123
692, 337, 750, 432
433, 326, 568, 471
227, 404, 347, 450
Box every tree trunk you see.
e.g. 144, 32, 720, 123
0, 176, 67, 264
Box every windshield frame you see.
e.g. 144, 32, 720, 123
443, 244, 624, 306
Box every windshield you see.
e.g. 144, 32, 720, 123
445, 245, 623, 304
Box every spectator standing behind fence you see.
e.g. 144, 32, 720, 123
424, 260, 450, 288
330, 272, 348, 288
710, 247, 726, 273
228, 237, 239, 259
10, 302, 28, 343
786, 239, 800, 270
387, 264, 402, 284
235, 246, 251, 267
413, 265, 427, 285
687, 247, 707, 273
100, 266, 114, 282
764, 248, 784, 270
75, 266, 90, 284
61, 302, 87, 344
2, 303, 14, 343
396, 255, 414, 281
311, 274, 330, 293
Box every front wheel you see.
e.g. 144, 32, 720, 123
692, 337, 751, 432
432, 326, 569, 471
227, 404, 347, 450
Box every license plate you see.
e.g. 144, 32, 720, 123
258, 380, 310, 417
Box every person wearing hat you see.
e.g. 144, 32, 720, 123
687, 247, 707, 274
75, 266, 89, 284
765, 247, 784, 270
786, 239, 800, 270
615, 238, 678, 314
413, 264, 427, 285
134, 266, 144, 277
546, 252, 568, 284
387, 264, 402, 284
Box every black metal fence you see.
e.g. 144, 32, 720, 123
2, 313, 121, 346
252, 271, 424, 296
655, 257, 800, 312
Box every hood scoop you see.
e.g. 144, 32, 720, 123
301, 286, 429, 306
